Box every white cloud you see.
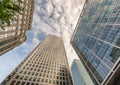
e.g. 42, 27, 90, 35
0, 0, 86, 83
32, 0, 86, 66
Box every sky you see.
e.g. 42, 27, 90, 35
0, 0, 85, 83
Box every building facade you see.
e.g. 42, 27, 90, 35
0, 0, 34, 55
71, 59, 94, 85
1, 35, 73, 85
71, 0, 120, 85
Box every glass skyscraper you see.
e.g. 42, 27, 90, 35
71, 0, 120, 85
71, 59, 94, 85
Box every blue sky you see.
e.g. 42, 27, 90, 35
0, 0, 85, 83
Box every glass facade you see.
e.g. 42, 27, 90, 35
71, 0, 120, 84
71, 59, 94, 85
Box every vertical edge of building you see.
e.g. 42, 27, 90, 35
71, 59, 94, 85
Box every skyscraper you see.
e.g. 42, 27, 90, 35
1, 35, 73, 85
71, 0, 120, 85
71, 59, 94, 85
0, 0, 34, 55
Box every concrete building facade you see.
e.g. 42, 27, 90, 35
0, 0, 34, 55
1, 35, 73, 85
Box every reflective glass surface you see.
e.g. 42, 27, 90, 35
71, 0, 120, 84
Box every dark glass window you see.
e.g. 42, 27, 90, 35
10, 81, 16, 85
16, 81, 21, 85
21, 82, 25, 85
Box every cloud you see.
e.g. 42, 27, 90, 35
0, 0, 86, 83
33, 0, 86, 65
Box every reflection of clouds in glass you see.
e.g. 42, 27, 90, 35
111, 38, 120, 63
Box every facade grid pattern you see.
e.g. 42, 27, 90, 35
71, 0, 120, 85
0, 0, 34, 55
1, 35, 73, 85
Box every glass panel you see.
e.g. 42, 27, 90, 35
71, 0, 120, 84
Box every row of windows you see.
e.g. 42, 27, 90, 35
72, 0, 120, 84
24, 62, 67, 68
22, 62, 68, 73
10, 80, 70, 85
15, 74, 69, 81
22, 68, 68, 74
78, 23, 120, 47
18, 70, 69, 78
74, 26, 120, 64
27, 59, 66, 66
27, 51, 67, 65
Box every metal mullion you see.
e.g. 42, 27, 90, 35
72, 43, 101, 85
77, 40, 111, 70
83, 31, 120, 50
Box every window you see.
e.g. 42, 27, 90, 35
63, 82, 66, 85
16, 81, 21, 85
23, 71, 27, 74
53, 80, 55, 84
31, 83, 34, 85
21, 82, 25, 85
37, 78, 40, 82
36, 73, 38, 76
60, 81, 62, 85
10, 81, 16, 85
32, 72, 34, 75
33, 77, 36, 81
19, 70, 23, 74
41, 79, 44, 82
26, 82, 30, 85
56, 81, 59, 84
20, 75, 24, 80
29, 77, 32, 81
15, 75, 19, 79
24, 76, 28, 80
49, 80, 51, 83
60, 77, 62, 80
45, 79, 48, 83
28, 72, 31, 75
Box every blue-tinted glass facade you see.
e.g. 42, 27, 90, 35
71, 0, 120, 84
71, 59, 94, 85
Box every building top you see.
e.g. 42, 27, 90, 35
1, 35, 73, 85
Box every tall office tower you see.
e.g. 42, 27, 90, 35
1, 35, 73, 85
71, 0, 120, 85
0, 0, 34, 55
71, 59, 94, 85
